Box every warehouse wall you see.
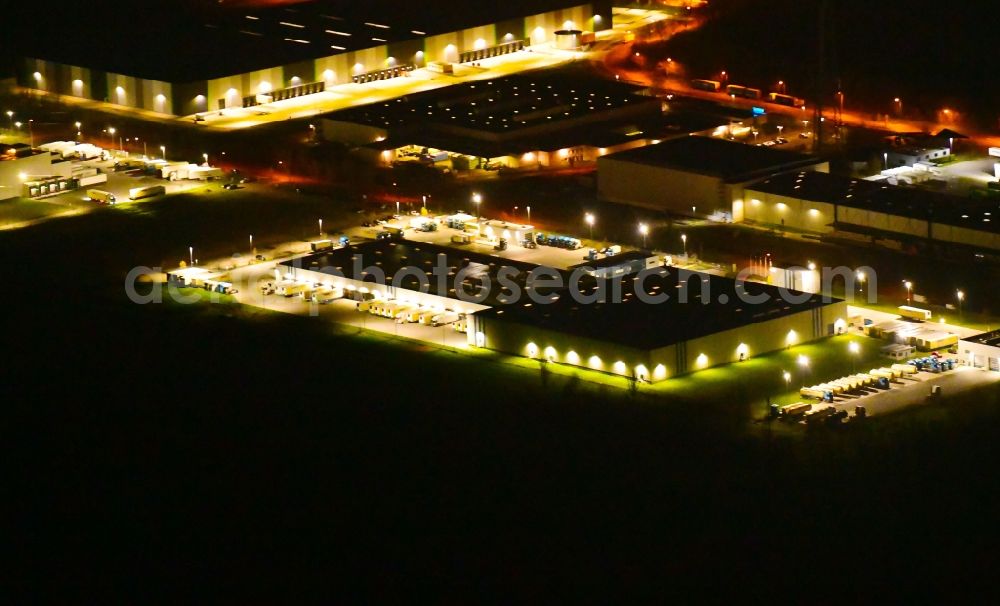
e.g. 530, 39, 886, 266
474, 315, 654, 380
0, 153, 55, 201
475, 300, 849, 383
662, 301, 849, 376
597, 158, 725, 215
20, 3, 598, 116
838, 206, 929, 239
931, 222, 1000, 252
740, 190, 837, 232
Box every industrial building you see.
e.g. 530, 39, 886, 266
741, 170, 1000, 252
17, 0, 610, 118
960, 330, 1000, 372
597, 136, 828, 217
0, 144, 87, 201
321, 65, 725, 171
279, 239, 848, 383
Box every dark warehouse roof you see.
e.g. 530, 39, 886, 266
15, 0, 593, 82
598, 135, 822, 183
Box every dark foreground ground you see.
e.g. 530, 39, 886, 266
5, 188, 1000, 600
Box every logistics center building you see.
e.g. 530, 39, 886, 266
17, 0, 611, 118
281, 239, 848, 383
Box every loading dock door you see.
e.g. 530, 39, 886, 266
990, 357, 999, 372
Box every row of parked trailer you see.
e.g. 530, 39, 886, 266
535, 233, 582, 249
780, 357, 962, 424
357, 299, 462, 328
39, 141, 105, 160
266, 280, 341, 304
798, 363, 919, 403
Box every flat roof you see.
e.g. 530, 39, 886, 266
747, 170, 1000, 234
14, 0, 589, 83
599, 135, 822, 183
279, 239, 548, 307
298, 240, 836, 350
333, 64, 660, 142
477, 265, 836, 350
966, 329, 1000, 348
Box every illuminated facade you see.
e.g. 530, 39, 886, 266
18, 3, 609, 118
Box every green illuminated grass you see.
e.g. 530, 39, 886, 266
0, 198, 76, 227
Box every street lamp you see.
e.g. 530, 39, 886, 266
472, 192, 482, 223
422, 195, 427, 209
318, 218, 323, 236
638, 222, 649, 248
526, 205, 531, 225
202, 152, 208, 165
797, 354, 809, 386
5, 110, 12, 130
250, 234, 254, 258
108, 126, 116, 149
903, 280, 913, 304
160, 145, 166, 160
27, 119, 33, 148
849, 341, 860, 373
957, 290, 965, 321
584, 212, 595, 240
856, 271, 866, 297
189, 246, 194, 267
681, 233, 687, 257
395, 200, 400, 215
783, 371, 791, 391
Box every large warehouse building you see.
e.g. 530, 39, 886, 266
741, 170, 1000, 252
16, 0, 610, 118
280, 239, 848, 383
597, 136, 828, 217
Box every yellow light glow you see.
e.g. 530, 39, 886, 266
613, 360, 626, 373
696, 353, 709, 367
737, 343, 749, 359
786, 329, 798, 344
566, 351, 580, 364
653, 364, 667, 380
527, 342, 538, 357
588, 355, 602, 368
544, 346, 557, 361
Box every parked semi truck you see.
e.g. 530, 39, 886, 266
691, 79, 721, 92
87, 189, 116, 205
726, 84, 762, 100
129, 185, 166, 200
897, 305, 932, 322
310, 239, 334, 252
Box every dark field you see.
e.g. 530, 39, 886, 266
5, 184, 1000, 598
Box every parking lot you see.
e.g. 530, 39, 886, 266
225, 257, 472, 349
344, 215, 637, 271
796, 364, 999, 423
31, 155, 215, 209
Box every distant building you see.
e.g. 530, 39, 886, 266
959, 330, 1000, 372
0, 145, 71, 201
17, 1, 611, 118
741, 170, 1000, 252
597, 136, 828, 217
886, 146, 950, 168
